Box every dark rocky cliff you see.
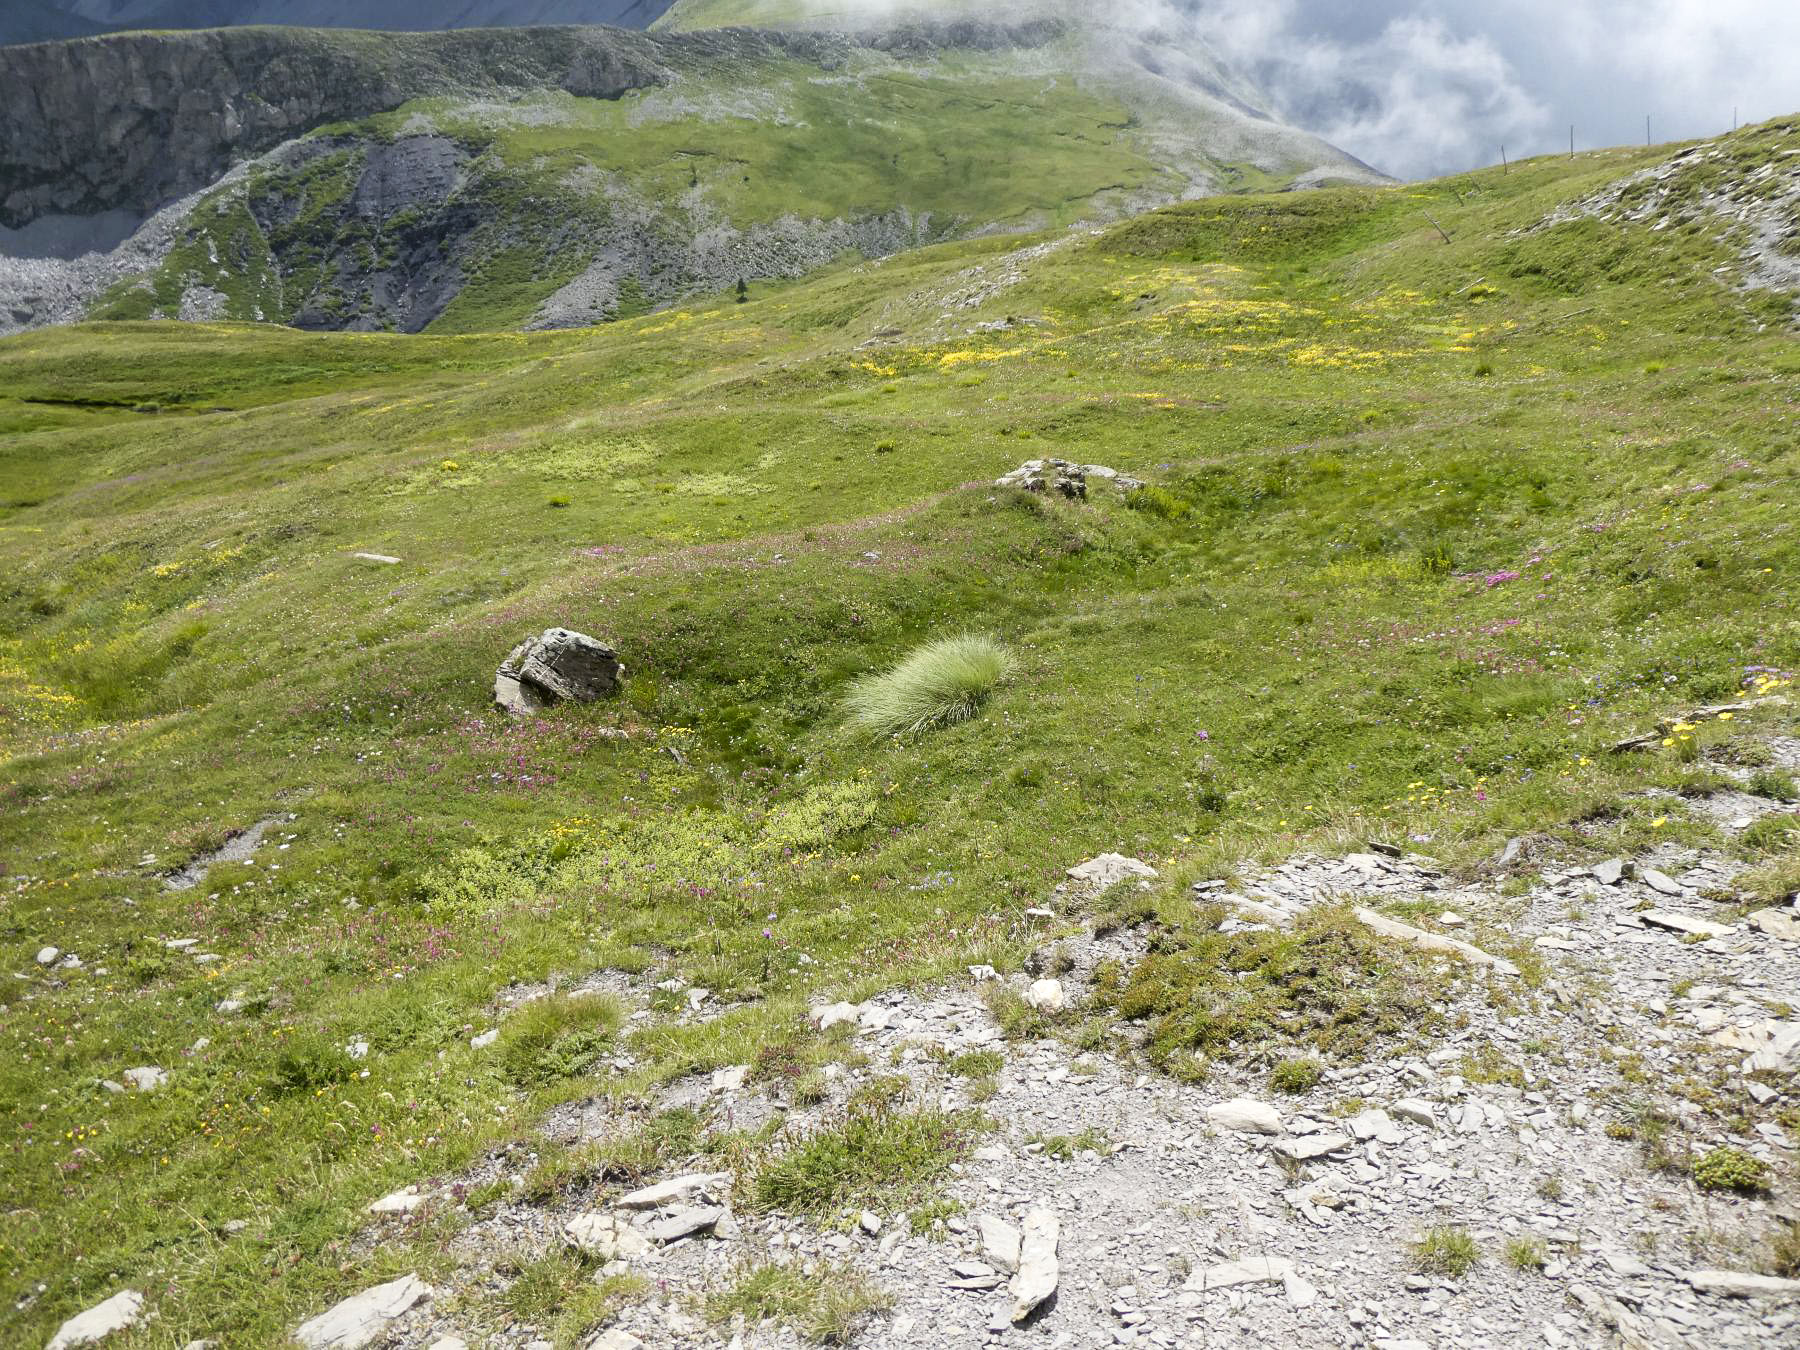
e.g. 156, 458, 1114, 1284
0, 23, 843, 227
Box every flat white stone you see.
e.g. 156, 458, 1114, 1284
47, 1290, 143, 1349
293, 1274, 432, 1349
1065, 853, 1158, 889
1592, 859, 1626, 885
1284, 1269, 1319, 1308
1685, 1269, 1800, 1299
470, 1028, 498, 1050
1392, 1097, 1436, 1128
1640, 868, 1684, 896
1640, 910, 1733, 938
1185, 1256, 1295, 1291
36, 945, 60, 966
586, 1332, 644, 1350
1272, 1133, 1353, 1162
1346, 1108, 1402, 1144
1024, 979, 1064, 1012
1749, 908, 1800, 941
122, 1067, 167, 1092
647, 1205, 725, 1244
1206, 1097, 1285, 1135
352, 553, 401, 565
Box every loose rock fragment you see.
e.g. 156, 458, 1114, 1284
293, 1274, 432, 1349
1024, 979, 1064, 1012
1009, 1207, 1060, 1322
565, 1214, 651, 1259
1353, 906, 1521, 975
367, 1187, 428, 1215
1185, 1256, 1295, 1291
122, 1067, 167, 1092
1065, 853, 1158, 890
1272, 1134, 1353, 1163
1392, 1098, 1436, 1128
618, 1172, 732, 1209
1283, 1269, 1319, 1308
1640, 910, 1733, 939
1748, 908, 1800, 940
807, 1001, 859, 1031
647, 1205, 726, 1244
977, 1213, 1022, 1272
1206, 1098, 1285, 1136
1639, 867, 1684, 896
711, 1065, 749, 1092
1592, 859, 1627, 886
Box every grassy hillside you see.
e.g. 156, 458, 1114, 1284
1, 119, 1797, 1344
88, 52, 1187, 332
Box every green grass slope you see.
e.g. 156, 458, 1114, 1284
0, 119, 1797, 1343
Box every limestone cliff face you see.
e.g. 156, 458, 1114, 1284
0, 24, 826, 227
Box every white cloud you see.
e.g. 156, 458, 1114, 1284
1193, 0, 1800, 178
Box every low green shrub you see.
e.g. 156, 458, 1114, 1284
705, 1260, 891, 1344
1269, 1057, 1325, 1094
1692, 1146, 1769, 1194
497, 994, 624, 1088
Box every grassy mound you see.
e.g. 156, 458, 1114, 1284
844, 634, 1012, 738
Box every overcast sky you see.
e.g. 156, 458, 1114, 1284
1190, 0, 1800, 179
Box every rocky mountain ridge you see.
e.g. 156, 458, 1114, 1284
0, 0, 678, 48
0, 24, 825, 228
0, 16, 1383, 336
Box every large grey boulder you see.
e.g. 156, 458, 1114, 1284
494, 628, 623, 716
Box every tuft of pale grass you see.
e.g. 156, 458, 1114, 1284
844, 634, 1011, 737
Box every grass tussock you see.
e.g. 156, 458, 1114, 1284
1415, 1225, 1481, 1278
705, 1260, 892, 1344
752, 1099, 982, 1215
844, 634, 1011, 738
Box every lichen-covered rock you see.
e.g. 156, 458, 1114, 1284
996, 459, 1145, 498
494, 628, 623, 716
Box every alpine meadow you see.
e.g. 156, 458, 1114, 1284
1, 3, 1799, 1348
